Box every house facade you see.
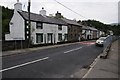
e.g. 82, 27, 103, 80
88, 27, 99, 39
81, 26, 99, 40
5, 1, 68, 45
81, 26, 90, 40
62, 18, 82, 42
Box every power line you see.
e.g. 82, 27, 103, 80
53, 0, 88, 19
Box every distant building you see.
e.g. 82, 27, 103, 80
108, 30, 113, 35
81, 26, 90, 40
5, 1, 68, 45
81, 26, 99, 40
89, 27, 99, 39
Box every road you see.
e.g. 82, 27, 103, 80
2, 41, 103, 78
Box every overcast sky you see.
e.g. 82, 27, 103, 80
0, 0, 119, 24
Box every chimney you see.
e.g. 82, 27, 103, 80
14, 0, 22, 12
49, 14, 54, 17
73, 18, 76, 21
39, 7, 46, 16
55, 11, 62, 18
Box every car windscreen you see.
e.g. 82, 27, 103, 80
99, 37, 106, 40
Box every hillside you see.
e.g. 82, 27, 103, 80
79, 20, 120, 35
1, 6, 13, 40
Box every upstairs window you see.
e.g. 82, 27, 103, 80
58, 25, 62, 30
36, 22, 43, 29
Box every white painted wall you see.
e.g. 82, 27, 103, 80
90, 30, 93, 39
43, 23, 57, 44
5, 1, 68, 43
95, 29, 99, 38
5, 11, 67, 44
5, 11, 25, 40
31, 22, 68, 44
85, 30, 91, 39
31, 22, 36, 44
58, 25, 68, 42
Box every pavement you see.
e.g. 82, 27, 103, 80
82, 39, 119, 79
2, 42, 79, 57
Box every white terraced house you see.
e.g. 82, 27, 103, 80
5, 1, 68, 45
81, 26, 99, 40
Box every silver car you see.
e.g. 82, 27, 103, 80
95, 37, 107, 47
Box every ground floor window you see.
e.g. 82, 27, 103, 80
36, 33, 43, 43
64, 34, 68, 41
58, 33, 62, 41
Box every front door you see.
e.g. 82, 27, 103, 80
47, 33, 53, 43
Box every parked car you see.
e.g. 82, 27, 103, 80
95, 37, 107, 47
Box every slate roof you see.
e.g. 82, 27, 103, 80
62, 18, 82, 27
82, 26, 98, 31
82, 26, 90, 30
18, 11, 67, 25
88, 26, 98, 31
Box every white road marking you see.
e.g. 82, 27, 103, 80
82, 55, 100, 79
64, 47, 82, 54
0, 57, 49, 72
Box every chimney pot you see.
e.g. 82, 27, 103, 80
14, 0, 22, 12
39, 7, 46, 16
17, 0, 19, 2
42, 7, 44, 10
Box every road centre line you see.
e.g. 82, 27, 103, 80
64, 47, 83, 54
0, 57, 49, 72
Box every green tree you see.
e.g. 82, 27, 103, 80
80, 19, 120, 35
1, 6, 13, 40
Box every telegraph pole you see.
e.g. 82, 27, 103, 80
28, 0, 31, 48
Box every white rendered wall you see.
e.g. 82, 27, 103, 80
5, 11, 25, 40
31, 22, 68, 44
90, 30, 93, 39
31, 22, 37, 44
58, 25, 68, 42
85, 30, 91, 39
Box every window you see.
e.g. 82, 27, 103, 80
58, 25, 62, 30
58, 33, 62, 41
10, 22, 13, 25
75, 34, 77, 37
36, 22, 43, 29
36, 33, 43, 43
64, 34, 68, 40
74, 29, 76, 32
